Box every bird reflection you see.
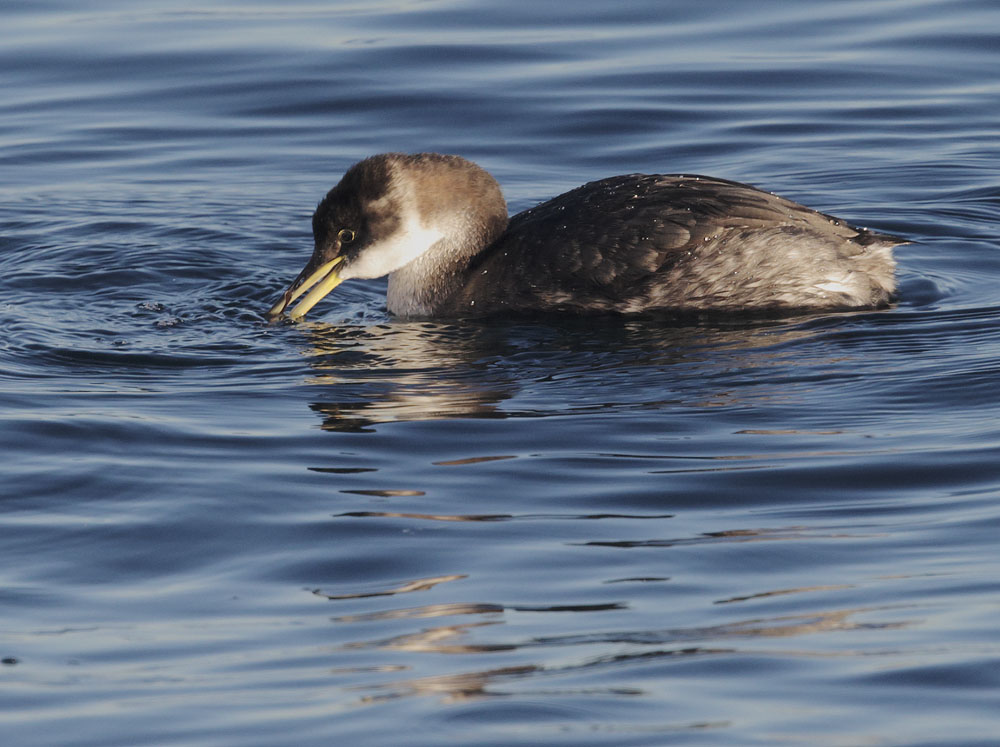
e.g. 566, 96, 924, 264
296, 320, 513, 431
282, 315, 826, 432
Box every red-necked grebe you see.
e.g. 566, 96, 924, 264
268, 153, 904, 320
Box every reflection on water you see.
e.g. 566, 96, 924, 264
336, 511, 675, 522
580, 525, 871, 549
313, 517, 917, 714
715, 585, 853, 604
339, 600, 912, 706
345, 621, 514, 654
334, 603, 506, 623
293, 316, 837, 431
313, 574, 468, 600
353, 665, 543, 705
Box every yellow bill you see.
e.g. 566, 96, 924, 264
267, 255, 345, 319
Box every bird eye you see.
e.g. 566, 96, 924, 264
338, 228, 356, 244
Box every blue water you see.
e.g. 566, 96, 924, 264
3, 1, 1000, 744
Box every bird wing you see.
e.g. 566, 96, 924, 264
459, 174, 902, 313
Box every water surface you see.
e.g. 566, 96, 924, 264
3, 1, 1000, 744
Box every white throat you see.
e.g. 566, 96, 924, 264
339, 198, 444, 282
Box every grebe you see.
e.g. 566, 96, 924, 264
267, 153, 903, 320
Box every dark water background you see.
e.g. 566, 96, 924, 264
3, 1, 1000, 744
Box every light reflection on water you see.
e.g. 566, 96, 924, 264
293, 317, 840, 430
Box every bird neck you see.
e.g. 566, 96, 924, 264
385, 230, 493, 317
382, 153, 510, 317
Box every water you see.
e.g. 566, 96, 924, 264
3, 1, 1000, 744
